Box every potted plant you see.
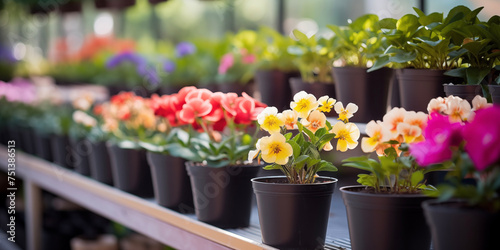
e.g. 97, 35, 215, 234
248, 27, 299, 111
249, 91, 360, 249
489, 65, 500, 104
369, 6, 474, 112
328, 14, 394, 122
138, 91, 196, 213
443, 11, 500, 102
340, 106, 437, 250
98, 92, 155, 197
287, 30, 336, 102
164, 87, 266, 228
410, 101, 499, 250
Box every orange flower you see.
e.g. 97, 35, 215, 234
303, 110, 326, 133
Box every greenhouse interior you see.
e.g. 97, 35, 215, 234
0, 0, 499, 250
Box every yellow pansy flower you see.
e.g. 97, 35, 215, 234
260, 133, 293, 165
334, 102, 358, 123
290, 91, 318, 119
331, 122, 360, 152
257, 107, 284, 134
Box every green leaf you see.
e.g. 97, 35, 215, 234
379, 18, 397, 29
288, 140, 301, 160
317, 160, 337, 172
465, 67, 492, 85
357, 174, 377, 187
284, 132, 293, 140
292, 29, 309, 44
264, 164, 282, 170
410, 171, 424, 186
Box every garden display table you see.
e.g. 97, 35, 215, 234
0, 145, 353, 250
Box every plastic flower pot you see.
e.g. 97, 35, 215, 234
19, 126, 36, 155
422, 199, 500, 250
396, 69, 458, 112
50, 134, 75, 169
217, 82, 254, 96
33, 131, 53, 162
252, 176, 337, 250
106, 144, 154, 198
147, 152, 194, 213
255, 70, 299, 111
331, 67, 394, 122
88, 141, 113, 185
186, 162, 260, 229
443, 84, 483, 103
340, 186, 431, 250
489, 85, 500, 105
69, 138, 92, 176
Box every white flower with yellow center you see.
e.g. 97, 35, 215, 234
281, 109, 299, 130
257, 107, 284, 134
290, 91, 318, 119
361, 120, 391, 153
334, 102, 358, 122
317, 95, 336, 113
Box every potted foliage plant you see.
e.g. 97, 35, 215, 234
98, 92, 155, 197
443, 10, 500, 102
410, 101, 499, 250
328, 14, 393, 122
165, 87, 266, 228
287, 30, 336, 103
340, 106, 436, 250
369, 6, 474, 112
250, 27, 299, 111
249, 91, 360, 249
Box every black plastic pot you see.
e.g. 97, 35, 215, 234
397, 69, 457, 112
289, 77, 336, 116
186, 162, 260, 228
94, 0, 136, 9
106, 144, 154, 198
19, 126, 36, 155
147, 152, 194, 213
443, 84, 483, 103
88, 141, 113, 185
33, 131, 53, 162
332, 67, 394, 122
58, 1, 82, 13
255, 70, 299, 111
489, 85, 500, 105
50, 134, 74, 169
423, 199, 500, 250
69, 138, 92, 176
252, 176, 337, 250
340, 186, 431, 250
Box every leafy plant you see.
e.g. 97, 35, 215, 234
327, 14, 388, 68
254, 26, 298, 72
287, 30, 335, 83
369, 6, 472, 72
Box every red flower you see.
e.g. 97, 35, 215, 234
179, 98, 213, 124
111, 92, 134, 106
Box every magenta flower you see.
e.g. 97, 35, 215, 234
218, 53, 234, 74
463, 106, 500, 171
410, 113, 463, 166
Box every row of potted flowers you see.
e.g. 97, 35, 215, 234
1, 78, 499, 249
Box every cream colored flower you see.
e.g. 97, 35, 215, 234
361, 120, 391, 153
290, 91, 318, 119
403, 111, 428, 131
331, 122, 360, 152
72, 110, 97, 127
303, 110, 327, 133
248, 139, 262, 163
257, 107, 284, 134
471, 95, 491, 111
281, 109, 299, 130
396, 122, 422, 144
383, 107, 407, 136
445, 95, 471, 122
334, 102, 358, 122
427, 97, 447, 114
72, 93, 94, 111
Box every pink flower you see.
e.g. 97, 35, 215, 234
242, 54, 256, 64
218, 53, 234, 74
463, 106, 500, 171
410, 113, 463, 166
179, 98, 213, 124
